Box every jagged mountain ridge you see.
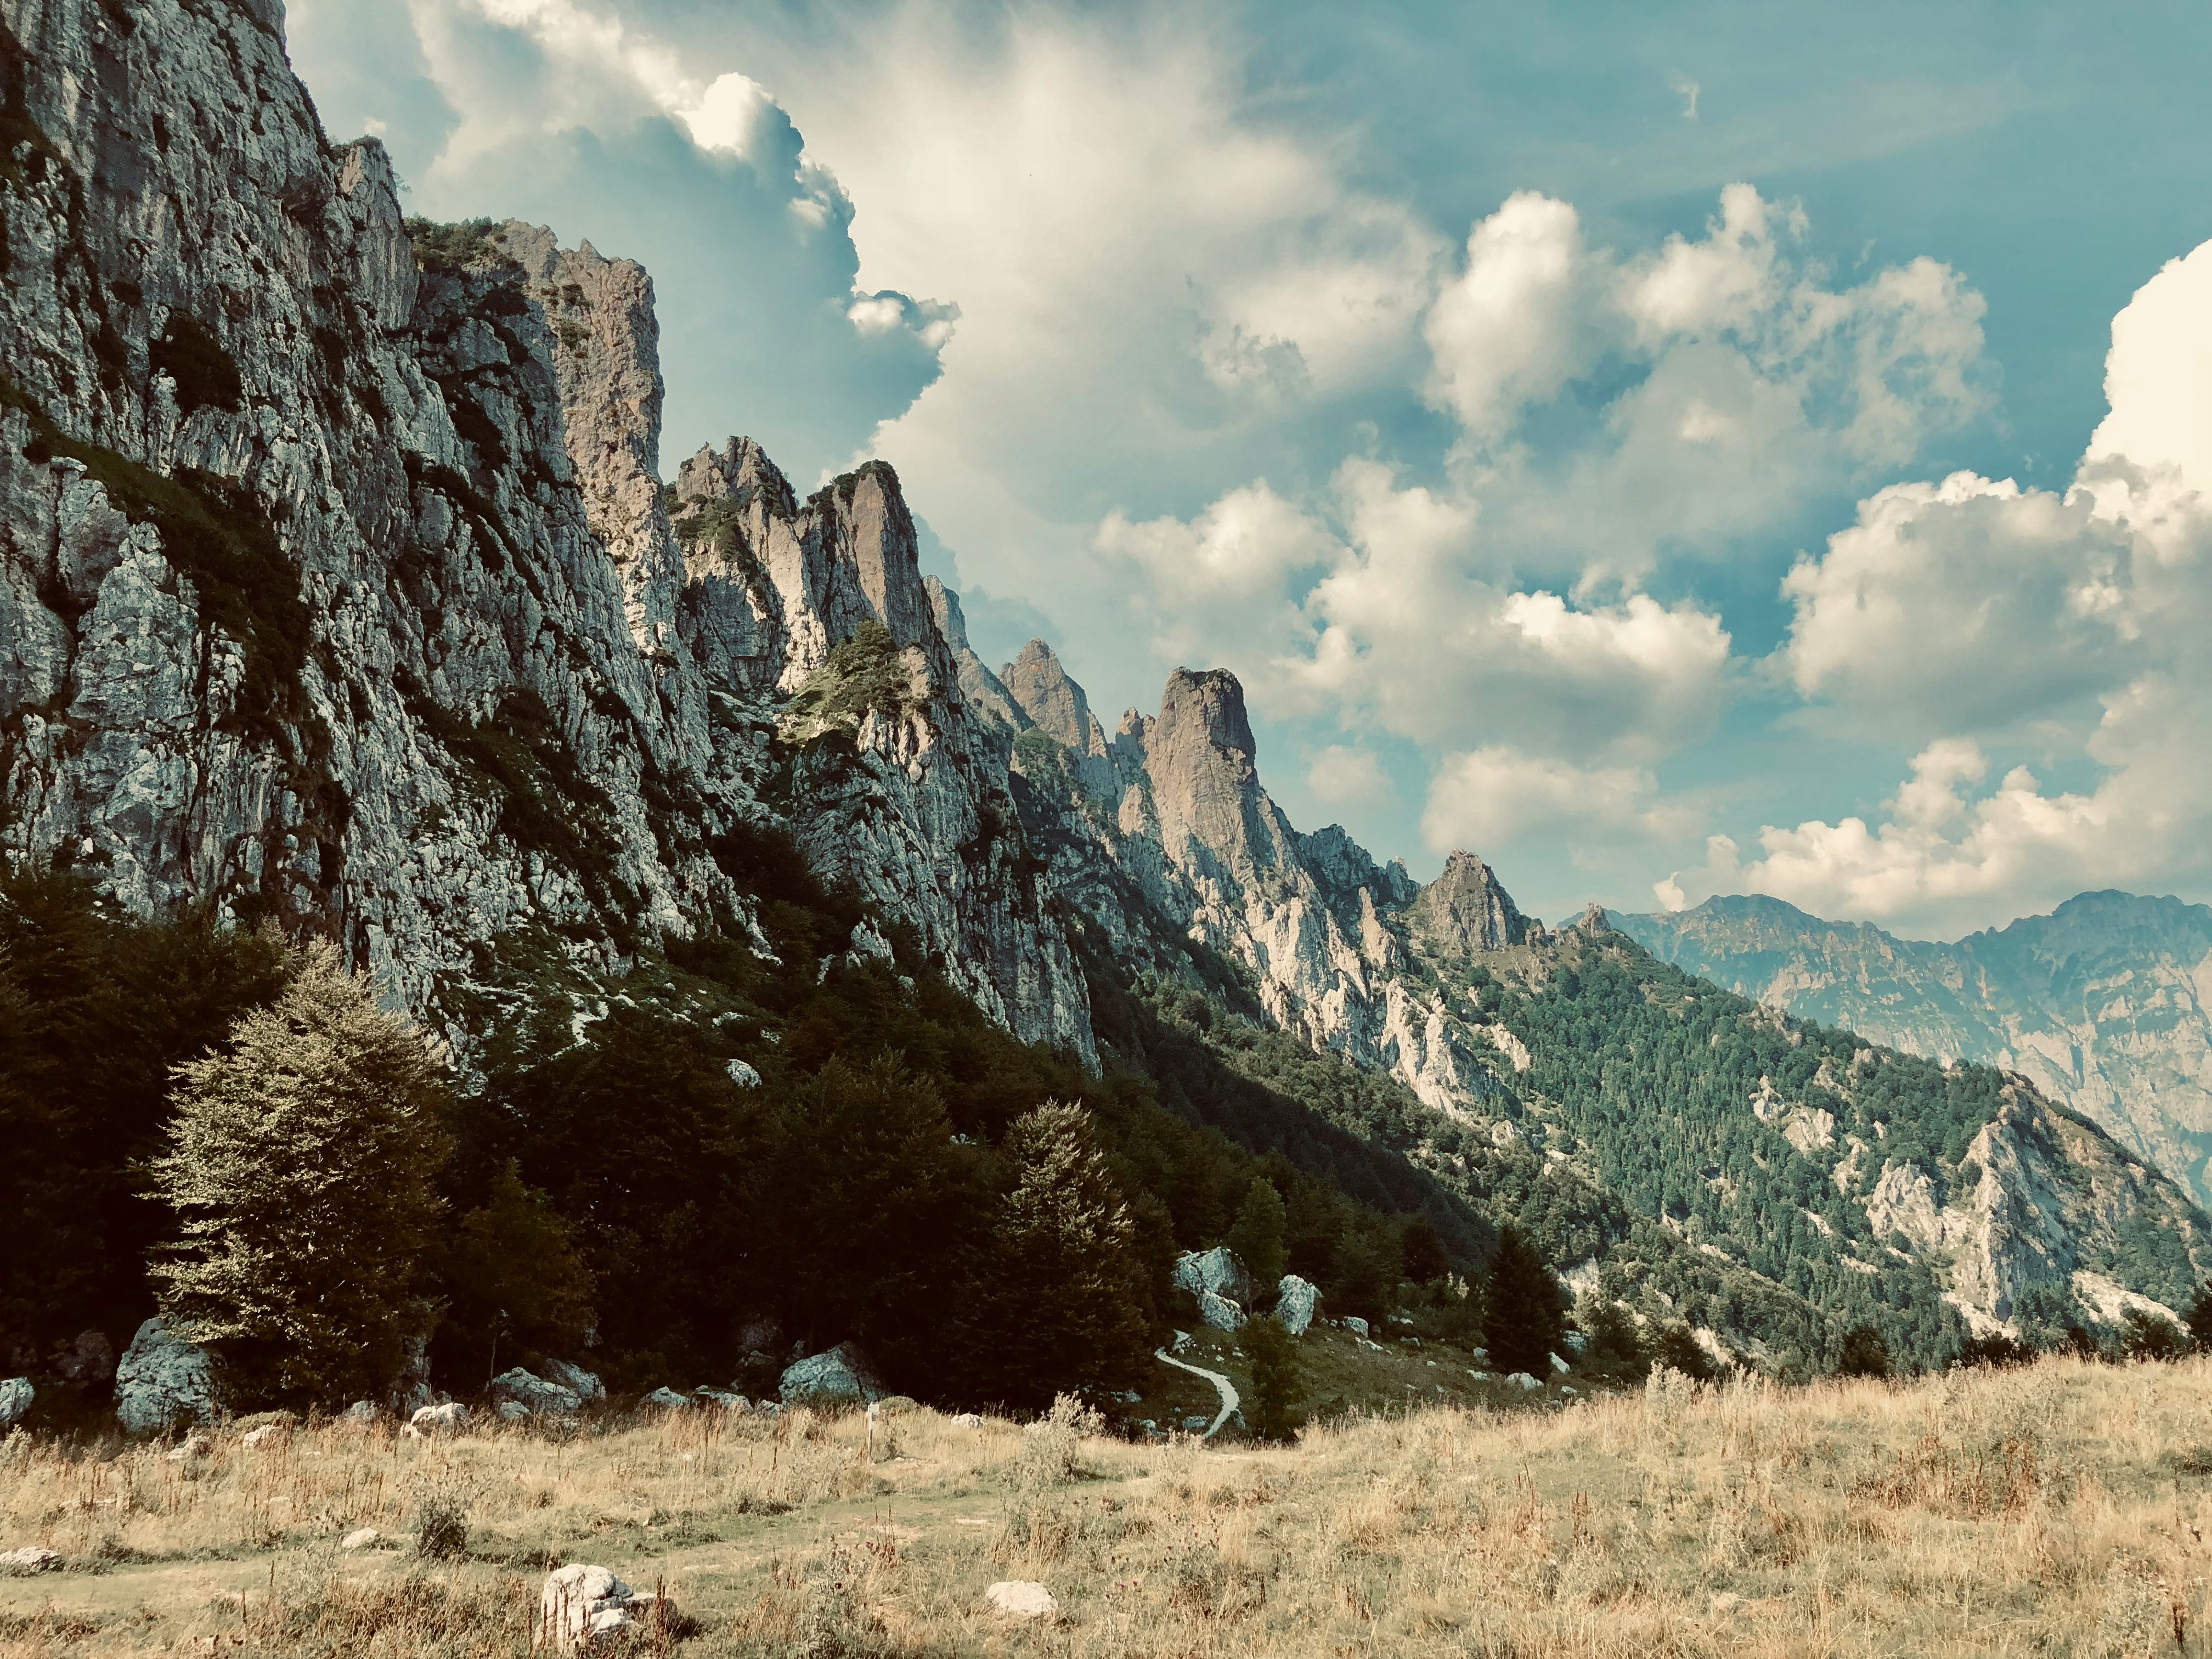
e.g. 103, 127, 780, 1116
1617, 893, 2212, 1208
1, 0, 2204, 1361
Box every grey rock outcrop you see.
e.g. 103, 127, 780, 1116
489, 1368, 582, 1418
1172, 1247, 1252, 1307
0, 0, 1090, 1066
405, 1402, 468, 1437
1408, 851, 1531, 958
542, 1359, 606, 1404
114, 1319, 219, 1436
1274, 1276, 1320, 1336
0, 1378, 30, 1428
779, 1342, 882, 1407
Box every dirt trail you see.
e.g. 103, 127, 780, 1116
1154, 1346, 1239, 1437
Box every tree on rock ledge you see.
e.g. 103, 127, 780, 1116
151, 939, 449, 1408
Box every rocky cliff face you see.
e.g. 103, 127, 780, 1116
1620, 893, 2212, 1207
0, 0, 1090, 1060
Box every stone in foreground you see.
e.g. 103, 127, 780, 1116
115, 1318, 219, 1436
405, 1402, 469, 1437
540, 1564, 678, 1649
0, 1548, 60, 1576
341, 1528, 380, 1550
780, 1342, 882, 1407
985, 1581, 1059, 1620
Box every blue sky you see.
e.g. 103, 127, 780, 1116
287, 0, 2212, 937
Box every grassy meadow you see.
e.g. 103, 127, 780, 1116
5, 1352, 2212, 1656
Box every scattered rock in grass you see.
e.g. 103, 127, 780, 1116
240, 1424, 285, 1451
877, 1395, 921, 1414
335, 1401, 376, 1430
405, 1402, 469, 1438
0, 1547, 60, 1575
0, 1379, 31, 1429
724, 1058, 762, 1088
985, 1581, 1058, 1620
694, 1387, 746, 1409
1549, 1352, 1571, 1374
115, 1318, 220, 1436
1506, 1373, 1543, 1391
1342, 1316, 1369, 1338
642, 1387, 689, 1409
165, 1434, 210, 1461
496, 1401, 531, 1423
780, 1342, 882, 1407
951, 1412, 984, 1429
340, 1528, 379, 1550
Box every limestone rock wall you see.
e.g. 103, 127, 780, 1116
0, 0, 1091, 1060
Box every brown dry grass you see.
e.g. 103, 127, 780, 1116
5, 1353, 2212, 1655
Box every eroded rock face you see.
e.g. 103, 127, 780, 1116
0, 0, 1089, 1064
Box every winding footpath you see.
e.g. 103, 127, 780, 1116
1154, 1346, 1240, 1439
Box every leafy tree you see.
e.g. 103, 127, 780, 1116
1226, 1176, 1288, 1299
443, 1160, 597, 1378
1482, 1226, 1563, 1375
1239, 1314, 1304, 1441
1576, 1298, 1648, 1379
1835, 1323, 1892, 1379
1652, 1320, 1715, 1380
963, 1102, 1150, 1409
151, 940, 449, 1407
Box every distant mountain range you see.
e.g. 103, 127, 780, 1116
1616, 893, 2212, 1206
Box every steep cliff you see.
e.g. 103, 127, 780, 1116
0, 0, 1091, 1060
1620, 893, 2212, 1208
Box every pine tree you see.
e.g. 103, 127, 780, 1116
150, 940, 449, 1408
1239, 1313, 1304, 1441
1481, 1224, 1563, 1376
1226, 1176, 1288, 1298
966, 1101, 1149, 1409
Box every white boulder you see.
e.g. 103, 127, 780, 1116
490, 1368, 583, 1417
0, 1547, 61, 1575
1173, 1246, 1252, 1307
405, 1402, 469, 1438
341, 1528, 380, 1550
115, 1318, 219, 1436
496, 1401, 531, 1423
1506, 1372, 1543, 1391
0, 1378, 31, 1429
1274, 1276, 1320, 1336
1342, 1316, 1369, 1338
694, 1387, 747, 1409
165, 1433, 211, 1462
779, 1342, 882, 1407
642, 1387, 690, 1409
985, 1580, 1059, 1620
1549, 1352, 1571, 1374
338, 1400, 377, 1424
1195, 1290, 1245, 1332
240, 1424, 285, 1451
951, 1412, 984, 1429
725, 1059, 762, 1089
542, 1360, 606, 1405
540, 1564, 678, 1650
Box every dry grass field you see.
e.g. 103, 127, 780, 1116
5, 1353, 2212, 1656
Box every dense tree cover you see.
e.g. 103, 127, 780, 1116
0, 868, 288, 1374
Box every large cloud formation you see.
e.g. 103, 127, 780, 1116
1661, 241, 2212, 930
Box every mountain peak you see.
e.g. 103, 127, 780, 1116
1003, 639, 1104, 755
1408, 851, 1530, 958
1156, 668, 1255, 763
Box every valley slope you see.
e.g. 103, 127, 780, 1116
1618, 894, 2212, 1208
